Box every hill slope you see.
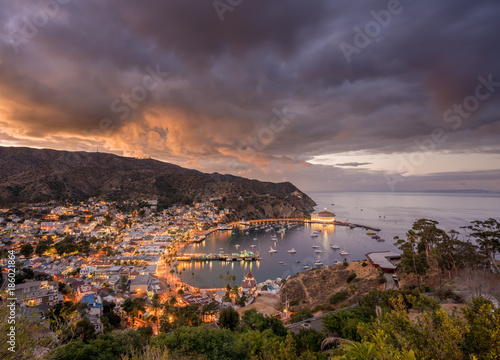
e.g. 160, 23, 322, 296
0, 147, 316, 219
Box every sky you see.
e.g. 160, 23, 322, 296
0, 0, 499, 192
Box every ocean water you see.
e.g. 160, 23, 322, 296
176, 192, 500, 288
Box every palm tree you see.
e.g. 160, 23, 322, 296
119, 275, 128, 294
332, 341, 378, 360
151, 294, 162, 332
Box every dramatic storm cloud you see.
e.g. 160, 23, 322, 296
0, 0, 499, 191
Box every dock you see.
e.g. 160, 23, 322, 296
175, 252, 260, 262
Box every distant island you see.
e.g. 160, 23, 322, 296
413, 189, 500, 194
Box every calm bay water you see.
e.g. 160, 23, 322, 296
177, 192, 500, 288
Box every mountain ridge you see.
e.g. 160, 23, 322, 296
0, 146, 316, 219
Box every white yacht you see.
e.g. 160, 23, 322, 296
331, 244, 340, 249
339, 250, 349, 256
312, 245, 320, 249
250, 244, 257, 248
314, 249, 323, 253
314, 260, 323, 266
269, 246, 277, 253
287, 248, 297, 254
253, 237, 258, 241
310, 233, 318, 238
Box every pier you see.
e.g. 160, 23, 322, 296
223, 218, 381, 232
175, 252, 260, 262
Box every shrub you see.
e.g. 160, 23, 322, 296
312, 305, 323, 313
377, 277, 386, 284
346, 273, 357, 283
329, 291, 348, 304
290, 300, 299, 306
361, 261, 368, 267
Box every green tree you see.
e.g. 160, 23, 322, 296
73, 317, 96, 342
35, 240, 49, 256
464, 218, 500, 273
322, 306, 375, 342
20, 243, 34, 258
358, 295, 466, 360
462, 297, 500, 359
219, 307, 240, 331
291, 308, 313, 323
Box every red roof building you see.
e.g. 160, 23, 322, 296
241, 271, 257, 294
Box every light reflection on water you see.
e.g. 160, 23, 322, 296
176, 192, 500, 288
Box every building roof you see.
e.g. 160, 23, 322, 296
241, 279, 256, 289
244, 271, 254, 280
365, 252, 401, 271
130, 274, 151, 286
317, 210, 335, 217
81, 293, 103, 307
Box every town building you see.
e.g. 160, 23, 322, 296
311, 209, 336, 222
241, 271, 257, 294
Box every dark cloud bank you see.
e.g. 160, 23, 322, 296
0, 0, 499, 191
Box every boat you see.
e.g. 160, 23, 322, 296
287, 248, 297, 254
250, 244, 257, 248
314, 249, 323, 253
331, 244, 340, 249
314, 260, 323, 266
339, 250, 349, 256
303, 264, 311, 270
269, 246, 277, 253
310, 234, 318, 238
372, 236, 380, 240
312, 245, 320, 249
322, 222, 327, 227
253, 237, 258, 241
334, 260, 342, 265
295, 260, 300, 263
282, 263, 287, 266
366, 232, 376, 235
376, 238, 385, 242
235, 244, 240, 249
245, 231, 250, 235
349, 224, 355, 229
278, 261, 284, 264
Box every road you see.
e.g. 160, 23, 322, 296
384, 273, 399, 290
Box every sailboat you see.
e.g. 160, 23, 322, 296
287, 248, 297, 254
269, 246, 277, 253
